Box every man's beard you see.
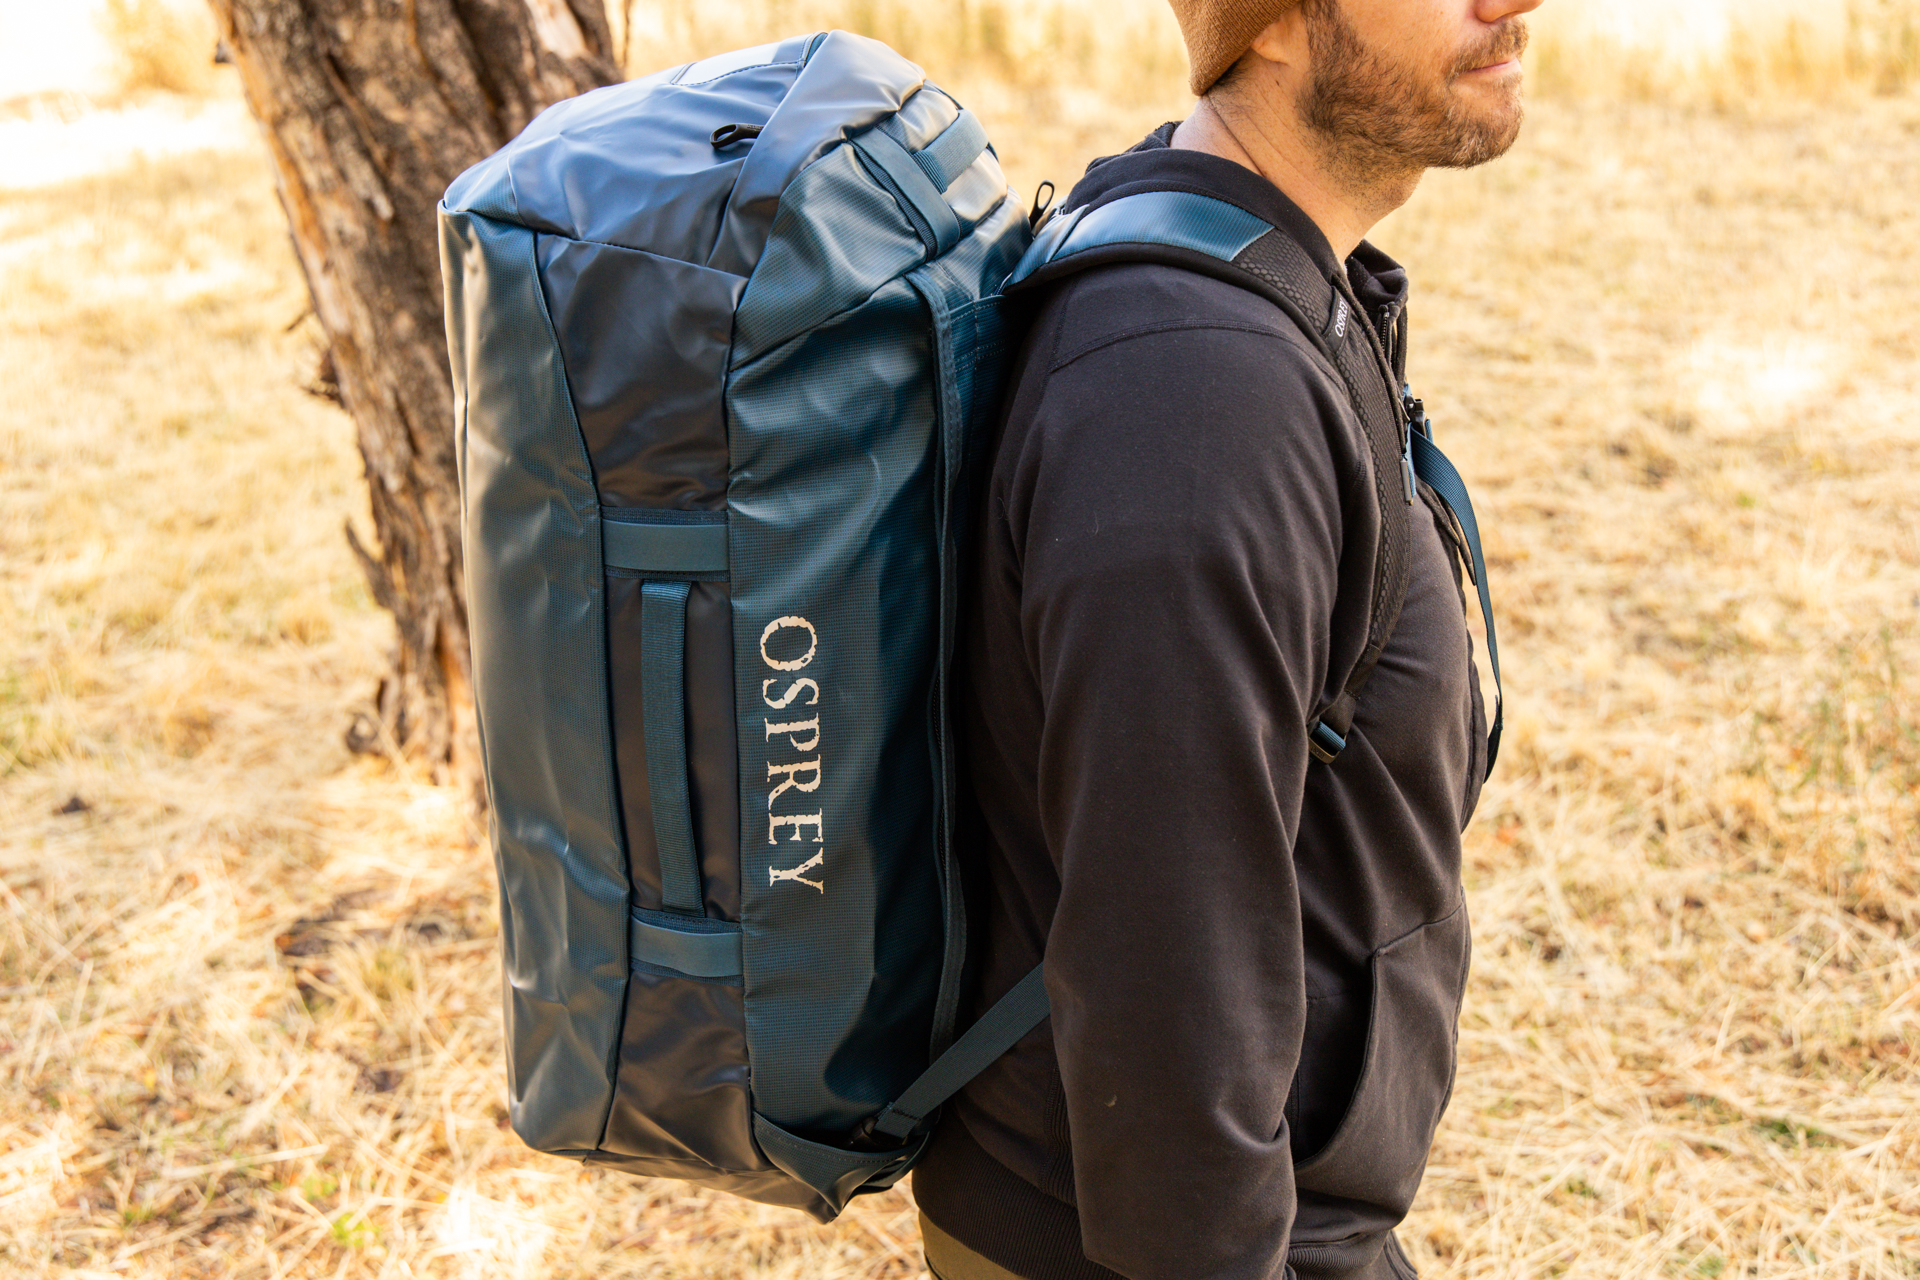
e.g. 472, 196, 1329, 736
1296, 0, 1529, 183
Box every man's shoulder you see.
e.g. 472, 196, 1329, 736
1021, 260, 1338, 388
990, 260, 1371, 534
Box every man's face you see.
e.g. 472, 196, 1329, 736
1296, 0, 1533, 173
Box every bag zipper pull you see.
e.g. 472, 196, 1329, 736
1027, 180, 1057, 231
710, 123, 763, 149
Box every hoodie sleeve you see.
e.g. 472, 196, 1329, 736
1003, 313, 1358, 1280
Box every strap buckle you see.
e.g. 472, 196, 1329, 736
1307, 719, 1347, 764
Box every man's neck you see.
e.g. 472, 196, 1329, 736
1169, 95, 1417, 262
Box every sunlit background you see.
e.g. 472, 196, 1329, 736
2, 1, 1917, 1278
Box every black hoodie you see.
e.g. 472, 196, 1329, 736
911, 127, 1487, 1280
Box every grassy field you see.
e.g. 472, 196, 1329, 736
2, 2, 1919, 1277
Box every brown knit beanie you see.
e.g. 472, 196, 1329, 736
1167, 0, 1304, 95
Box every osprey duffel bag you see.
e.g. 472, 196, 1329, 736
438, 30, 1042, 1220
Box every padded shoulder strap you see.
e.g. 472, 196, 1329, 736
1006, 187, 1441, 771
1008, 188, 1504, 777
1006, 190, 1329, 346
1008, 189, 1273, 283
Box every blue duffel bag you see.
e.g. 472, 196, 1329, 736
440, 31, 1040, 1219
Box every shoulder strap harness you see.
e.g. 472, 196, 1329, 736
861, 186, 1504, 1150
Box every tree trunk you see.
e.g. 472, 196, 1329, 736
209, 0, 622, 786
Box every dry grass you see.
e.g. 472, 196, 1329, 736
1376, 90, 1920, 1277
617, 0, 1920, 104
617, 0, 1189, 100
1527, 0, 1920, 101
96, 0, 218, 98
3, 8, 1919, 1280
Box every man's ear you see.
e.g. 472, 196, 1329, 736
1207, 10, 1309, 106
1246, 8, 1312, 73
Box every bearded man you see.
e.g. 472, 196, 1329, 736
909, 1, 1542, 1277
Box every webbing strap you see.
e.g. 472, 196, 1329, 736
869, 963, 1050, 1142
913, 108, 988, 193
853, 127, 962, 256
640, 579, 703, 914
628, 907, 740, 979
1411, 431, 1504, 771
603, 519, 726, 575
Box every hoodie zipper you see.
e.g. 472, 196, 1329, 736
1367, 301, 1416, 505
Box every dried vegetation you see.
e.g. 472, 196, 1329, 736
2, 2, 1918, 1277
95, 0, 218, 97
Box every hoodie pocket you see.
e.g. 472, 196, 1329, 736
1293, 903, 1471, 1213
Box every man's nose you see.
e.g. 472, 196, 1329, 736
1477, 0, 1547, 20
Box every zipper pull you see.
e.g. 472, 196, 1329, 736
1028, 180, 1057, 232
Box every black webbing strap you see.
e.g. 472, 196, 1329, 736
868, 963, 1050, 1143
640, 579, 704, 915
1410, 429, 1503, 771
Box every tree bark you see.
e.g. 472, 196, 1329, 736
209, 0, 621, 785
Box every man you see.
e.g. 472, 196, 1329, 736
911, 1, 1541, 1277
